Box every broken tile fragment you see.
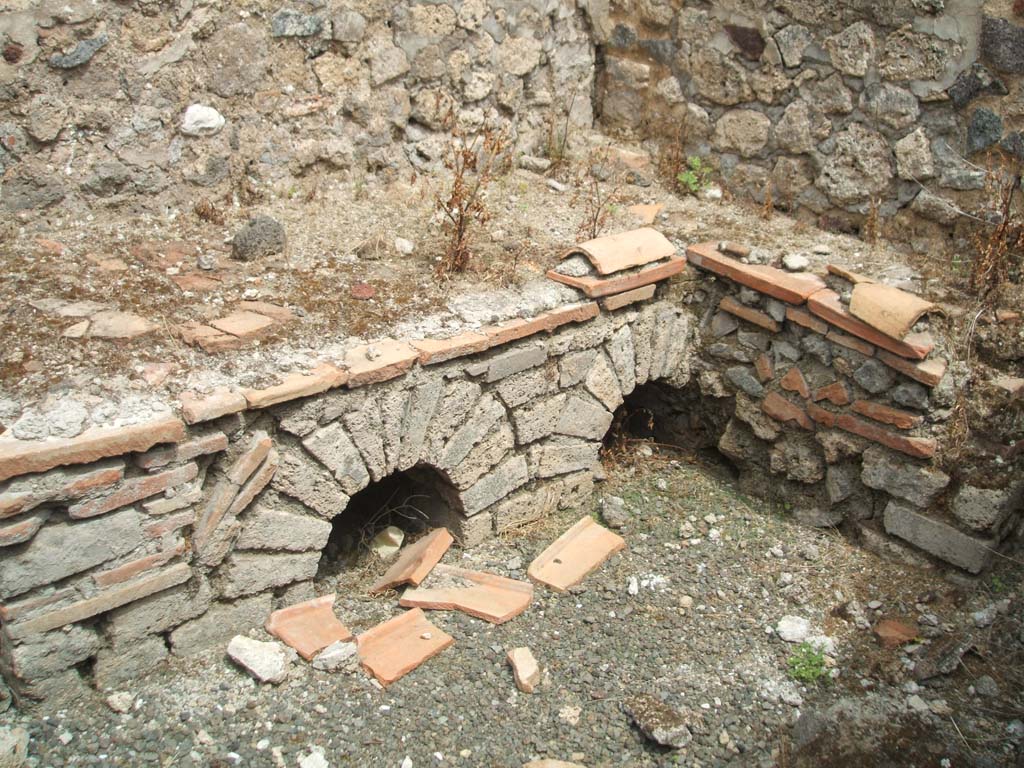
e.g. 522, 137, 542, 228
356, 608, 454, 686
399, 564, 533, 624
312, 639, 358, 672
547, 257, 687, 298
527, 516, 626, 593
265, 594, 353, 661
507, 646, 541, 693
369, 528, 454, 594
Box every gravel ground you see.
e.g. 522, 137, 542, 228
3, 448, 1022, 768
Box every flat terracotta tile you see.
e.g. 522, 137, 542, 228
875, 350, 947, 388
851, 400, 923, 430
780, 367, 810, 398
761, 392, 812, 430
686, 242, 826, 304
369, 528, 454, 594
410, 332, 490, 365
481, 302, 599, 347
807, 289, 933, 360
848, 283, 937, 340
178, 387, 245, 423
237, 301, 297, 323
399, 564, 533, 624
210, 311, 276, 341
527, 516, 625, 593
546, 255, 687, 298
356, 608, 454, 686
242, 364, 348, 409
265, 594, 353, 661
719, 296, 779, 332
599, 284, 657, 311
344, 339, 418, 387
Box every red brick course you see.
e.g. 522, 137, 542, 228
719, 296, 780, 333
0, 416, 186, 484
851, 400, 923, 430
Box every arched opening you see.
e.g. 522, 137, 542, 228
602, 379, 736, 478
317, 464, 463, 583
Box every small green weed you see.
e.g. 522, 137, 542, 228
991, 575, 1007, 594
787, 642, 828, 685
676, 156, 713, 196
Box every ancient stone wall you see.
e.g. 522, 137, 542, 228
594, 0, 1024, 241
682, 241, 1022, 577
0, 0, 594, 214
0, 293, 692, 707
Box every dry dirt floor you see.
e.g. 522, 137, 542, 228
2, 444, 1021, 768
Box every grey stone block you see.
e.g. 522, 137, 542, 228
512, 393, 567, 445
632, 306, 657, 385
555, 396, 614, 440
94, 635, 168, 690
235, 505, 332, 552
725, 366, 764, 397
825, 464, 857, 504
342, 397, 386, 481
380, 386, 413, 473
853, 359, 895, 394
108, 577, 213, 643
951, 485, 1015, 533
861, 446, 949, 508
302, 422, 371, 495
559, 349, 598, 388
585, 352, 623, 410
883, 502, 995, 574
7, 626, 101, 680
533, 438, 601, 479
496, 366, 556, 407
424, 380, 480, 461
440, 395, 506, 468
606, 325, 637, 395
486, 344, 547, 382
170, 592, 273, 657
397, 378, 443, 471
217, 552, 321, 599
461, 455, 529, 515
271, 440, 350, 519
0, 508, 144, 599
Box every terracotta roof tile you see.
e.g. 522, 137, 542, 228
686, 242, 826, 304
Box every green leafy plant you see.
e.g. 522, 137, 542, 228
787, 642, 828, 685
676, 156, 713, 196
991, 575, 1007, 594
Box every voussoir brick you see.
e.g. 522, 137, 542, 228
0, 415, 186, 484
